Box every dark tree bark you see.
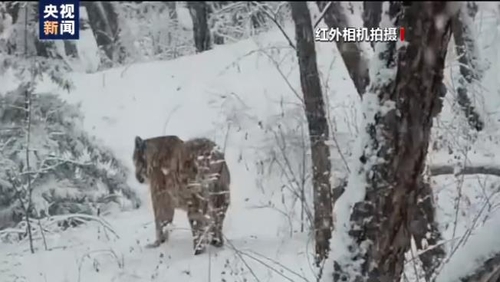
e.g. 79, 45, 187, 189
82, 1, 125, 64
316, 1, 370, 97
408, 179, 445, 280
290, 1, 333, 266
187, 1, 212, 53
451, 2, 484, 131
333, 2, 453, 281
362, 2, 383, 49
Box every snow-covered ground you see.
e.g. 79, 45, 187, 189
0, 27, 359, 282
1, 7, 500, 282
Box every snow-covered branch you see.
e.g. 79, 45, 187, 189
430, 164, 500, 177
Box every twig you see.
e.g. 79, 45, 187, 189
248, 204, 294, 237
238, 251, 297, 282
222, 123, 231, 154
217, 46, 291, 77
251, 1, 296, 50
247, 249, 311, 282
313, 1, 333, 28
409, 236, 421, 282
44, 214, 120, 239
208, 242, 212, 282
21, 1, 35, 255
273, 125, 314, 226
450, 169, 466, 251
37, 218, 48, 251
258, 49, 304, 104
223, 237, 262, 282
77, 249, 123, 282
162, 104, 182, 135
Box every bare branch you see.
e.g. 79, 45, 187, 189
251, 2, 296, 50
313, 1, 332, 29
430, 165, 500, 177
22, 3, 34, 254
45, 214, 120, 239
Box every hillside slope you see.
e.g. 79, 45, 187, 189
0, 28, 360, 282
1, 12, 500, 281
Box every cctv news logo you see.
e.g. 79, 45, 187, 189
39, 0, 80, 40
315, 27, 406, 43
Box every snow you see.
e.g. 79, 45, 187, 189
74, 7, 101, 73
0, 26, 360, 282
0, 10, 13, 40
2, 3, 500, 282
435, 209, 500, 281
176, 3, 193, 31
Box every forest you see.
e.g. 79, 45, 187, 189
1, 2, 500, 282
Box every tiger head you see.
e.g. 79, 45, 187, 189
133, 136, 147, 184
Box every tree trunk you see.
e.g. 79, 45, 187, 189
362, 2, 382, 49
187, 1, 212, 53
409, 179, 445, 280
316, 1, 370, 97
21, 5, 35, 254
82, 1, 124, 64
332, 2, 454, 281
290, 1, 333, 267
451, 1, 484, 131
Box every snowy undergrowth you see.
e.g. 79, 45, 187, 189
0, 85, 141, 240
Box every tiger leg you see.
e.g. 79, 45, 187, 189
209, 185, 230, 248
187, 194, 209, 255
148, 189, 175, 248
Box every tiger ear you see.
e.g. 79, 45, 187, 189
135, 136, 145, 150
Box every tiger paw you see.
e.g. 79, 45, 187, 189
145, 240, 162, 249
193, 244, 206, 255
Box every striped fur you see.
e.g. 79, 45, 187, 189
133, 135, 230, 254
